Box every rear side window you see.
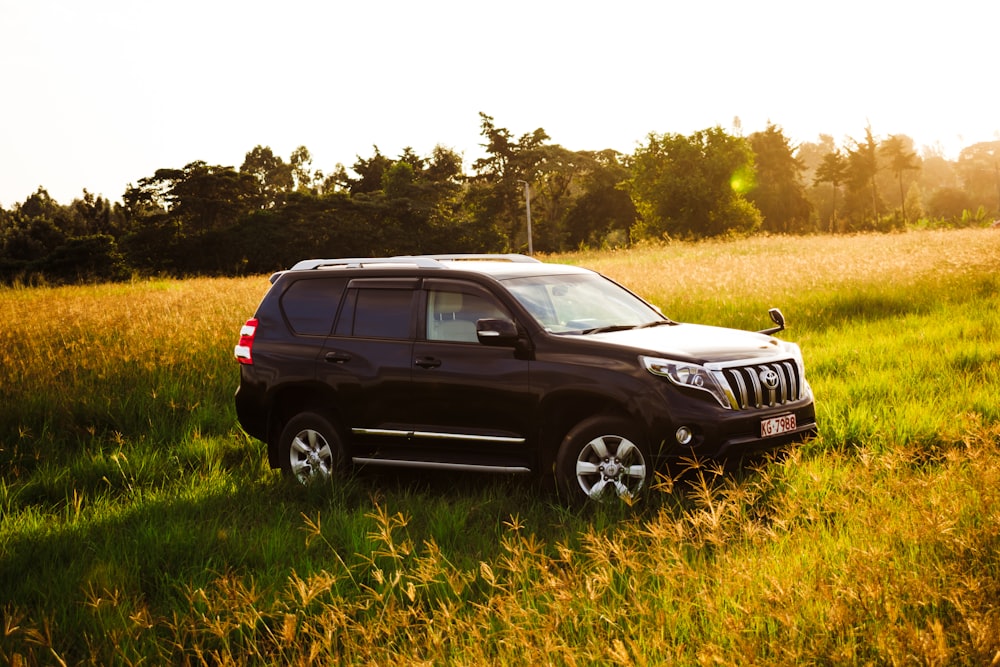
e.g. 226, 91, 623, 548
280, 278, 348, 335
347, 288, 415, 339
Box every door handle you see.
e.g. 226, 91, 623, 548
414, 356, 442, 369
325, 351, 352, 364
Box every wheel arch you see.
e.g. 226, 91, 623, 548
264, 382, 346, 469
535, 389, 647, 476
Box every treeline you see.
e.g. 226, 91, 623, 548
2, 113, 998, 284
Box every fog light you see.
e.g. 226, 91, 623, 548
675, 426, 693, 445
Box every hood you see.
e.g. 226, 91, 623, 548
588, 323, 785, 363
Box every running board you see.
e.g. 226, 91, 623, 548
352, 457, 531, 474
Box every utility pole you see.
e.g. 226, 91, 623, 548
517, 179, 533, 255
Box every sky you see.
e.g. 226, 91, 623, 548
2, 0, 999, 207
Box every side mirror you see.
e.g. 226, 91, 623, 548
476, 318, 519, 346
757, 308, 786, 335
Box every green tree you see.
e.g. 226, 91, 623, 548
156, 162, 255, 233
926, 186, 974, 222
562, 149, 636, 248
845, 125, 884, 229
241, 146, 294, 209
342, 147, 394, 196
527, 145, 597, 251
747, 124, 812, 233
1, 216, 65, 263
289, 146, 317, 194
627, 127, 761, 239
813, 150, 848, 232
468, 112, 550, 251
795, 134, 837, 185
18, 187, 60, 221
879, 135, 921, 223
956, 141, 1000, 214
68, 190, 125, 237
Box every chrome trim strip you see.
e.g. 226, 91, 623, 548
352, 428, 525, 445
354, 428, 409, 437
352, 458, 531, 474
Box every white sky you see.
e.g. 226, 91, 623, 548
2, 0, 998, 207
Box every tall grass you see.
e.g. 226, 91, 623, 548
2, 229, 999, 665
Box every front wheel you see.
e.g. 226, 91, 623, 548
554, 416, 651, 505
278, 412, 346, 484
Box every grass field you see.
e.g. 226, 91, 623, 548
2, 229, 999, 665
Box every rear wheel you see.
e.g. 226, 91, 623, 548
278, 412, 346, 484
555, 415, 651, 505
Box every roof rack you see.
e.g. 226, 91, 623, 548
417, 253, 541, 264
288, 253, 540, 272
289, 257, 442, 271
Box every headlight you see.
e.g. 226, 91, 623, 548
640, 355, 732, 409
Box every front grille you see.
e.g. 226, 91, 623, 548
721, 360, 803, 410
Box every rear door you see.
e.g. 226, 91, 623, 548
317, 278, 418, 447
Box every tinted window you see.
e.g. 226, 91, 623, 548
351, 289, 414, 339
281, 277, 348, 335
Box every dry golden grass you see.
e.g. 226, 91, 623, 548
556, 229, 1000, 305
2, 229, 1000, 665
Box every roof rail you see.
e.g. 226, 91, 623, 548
289, 256, 445, 271
417, 253, 541, 264
288, 253, 541, 272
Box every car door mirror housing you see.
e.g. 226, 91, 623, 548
476, 318, 519, 346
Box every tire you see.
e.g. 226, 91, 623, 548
554, 415, 651, 505
277, 412, 346, 484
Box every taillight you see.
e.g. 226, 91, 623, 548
234, 318, 258, 365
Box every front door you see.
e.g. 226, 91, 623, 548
408, 280, 534, 469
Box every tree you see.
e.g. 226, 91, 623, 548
795, 134, 837, 184
526, 145, 597, 251
562, 149, 636, 248
18, 187, 60, 221
845, 125, 884, 229
241, 146, 294, 209
879, 135, 921, 223
464, 113, 552, 251
926, 187, 974, 222
956, 141, 1000, 214
627, 127, 761, 239
813, 150, 848, 232
342, 147, 394, 196
289, 146, 318, 194
747, 124, 812, 233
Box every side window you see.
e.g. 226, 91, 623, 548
426, 289, 508, 342
350, 288, 415, 339
280, 277, 348, 335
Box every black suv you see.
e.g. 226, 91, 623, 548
234, 254, 816, 504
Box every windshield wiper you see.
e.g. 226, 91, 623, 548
577, 319, 674, 335
635, 319, 675, 329
579, 324, 639, 335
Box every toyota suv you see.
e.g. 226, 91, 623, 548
234, 254, 816, 504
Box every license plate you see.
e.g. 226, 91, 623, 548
761, 414, 796, 438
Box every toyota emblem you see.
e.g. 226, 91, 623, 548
759, 368, 780, 390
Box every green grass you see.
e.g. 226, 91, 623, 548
2, 229, 1000, 664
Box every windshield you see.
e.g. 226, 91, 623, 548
503, 273, 668, 334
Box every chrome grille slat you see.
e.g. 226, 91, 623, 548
731, 370, 748, 408
747, 367, 763, 408
722, 359, 804, 410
